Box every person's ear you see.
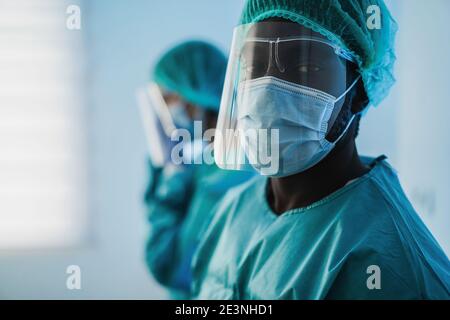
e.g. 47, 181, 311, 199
351, 81, 369, 114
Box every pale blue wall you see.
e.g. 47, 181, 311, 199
394, 0, 450, 254
359, 0, 450, 255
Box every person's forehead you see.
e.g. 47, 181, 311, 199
246, 21, 325, 39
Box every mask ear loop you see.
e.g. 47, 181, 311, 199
332, 75, 363, 144
335, 75, 361, 103
334, 112, 357, 144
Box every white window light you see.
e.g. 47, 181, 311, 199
0, 0, 88, 249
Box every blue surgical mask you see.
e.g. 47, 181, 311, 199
237, 76, 360, 177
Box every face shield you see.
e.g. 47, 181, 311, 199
214, 21, 360, 177
138, 83, 213, 167
136, 83, 177, 167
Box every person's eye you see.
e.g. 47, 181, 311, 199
297, 64, 321, 73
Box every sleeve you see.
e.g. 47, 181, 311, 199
324, 251, 421, 300
144, 159, 194, 291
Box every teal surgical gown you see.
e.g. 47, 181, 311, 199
192, 156, 450, 299
145, 159, 253, 299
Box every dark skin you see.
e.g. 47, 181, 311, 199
254, 19, 371, 214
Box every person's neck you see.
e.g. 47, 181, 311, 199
268, 140, 369, 215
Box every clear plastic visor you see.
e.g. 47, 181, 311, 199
214, 21, 358, 174
232, 21, 355, 93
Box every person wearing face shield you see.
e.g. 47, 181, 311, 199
143, 41, 254, 299
192, 0, 450, 300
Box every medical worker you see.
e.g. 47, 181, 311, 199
192, 0, 450, 299
144, 41, 253, 299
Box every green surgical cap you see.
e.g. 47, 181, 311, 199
240, 0, 398, 107
152, 40, 227, 112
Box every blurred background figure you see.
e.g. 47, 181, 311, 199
0, 0, 449, 299
141, 40, 253, 299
